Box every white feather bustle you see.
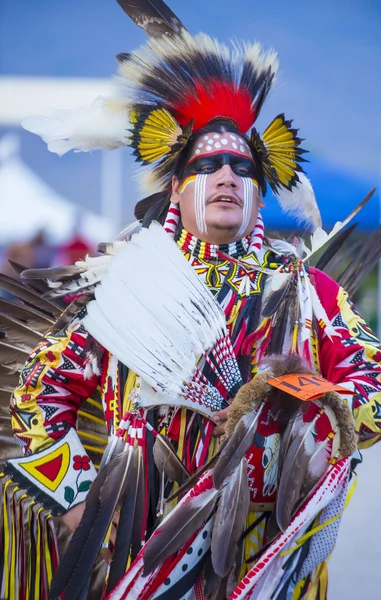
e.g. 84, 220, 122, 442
275, 173, 321, 230
22, 96, 130, 156
83, 223, 227, 400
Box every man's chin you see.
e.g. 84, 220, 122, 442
207, 220, 240, 234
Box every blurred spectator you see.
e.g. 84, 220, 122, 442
1, 229, 53, 278
55, 233, 92, 266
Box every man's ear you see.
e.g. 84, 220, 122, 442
171, 176, 181, 205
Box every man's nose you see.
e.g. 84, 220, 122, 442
216, 164, 237, 188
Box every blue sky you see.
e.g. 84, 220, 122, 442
0, 0, 380, 229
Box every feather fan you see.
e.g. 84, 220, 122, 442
83, 223, 237, 416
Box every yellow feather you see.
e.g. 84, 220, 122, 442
135, 108, 180, 163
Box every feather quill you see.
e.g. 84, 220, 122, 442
211, 460, 250, 577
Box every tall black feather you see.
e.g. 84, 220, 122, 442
106, 447, 141, 593
116, 0, 187, 38
314, 223, 357, 271
49, 449, 134, 600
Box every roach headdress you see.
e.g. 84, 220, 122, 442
23, 0, 319, 229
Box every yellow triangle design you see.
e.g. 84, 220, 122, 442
20, 442, 70, 492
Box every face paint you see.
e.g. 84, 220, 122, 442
179, 173, 208, 234
184, 152, 258, 183
179, 174, 197, 193
237, 177, 258, 236
194, 174, 208, 234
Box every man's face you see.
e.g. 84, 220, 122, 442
171, 131, 264, 244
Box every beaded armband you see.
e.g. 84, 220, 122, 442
4, 428, 97, 516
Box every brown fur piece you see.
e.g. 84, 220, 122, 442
224, 371, 273, 438
324, 391, 358, 457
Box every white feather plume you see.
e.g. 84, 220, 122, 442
22, 96, 130, 156
275, 173, 322, 230
83, 223, 227, 398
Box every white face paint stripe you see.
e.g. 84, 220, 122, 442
237, 177, 255, 237
195, 173, 208, 234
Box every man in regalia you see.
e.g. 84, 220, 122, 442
0, 2, 380, 599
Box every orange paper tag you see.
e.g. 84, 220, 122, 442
268, 373, 354, 401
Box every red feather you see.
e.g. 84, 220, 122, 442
173, 80, 256, 133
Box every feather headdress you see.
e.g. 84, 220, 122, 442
22, 0, 318, 229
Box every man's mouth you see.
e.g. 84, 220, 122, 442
209, 194, 241, 206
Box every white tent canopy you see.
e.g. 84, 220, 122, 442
0, 135, 116, 245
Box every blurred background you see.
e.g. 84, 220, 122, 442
0, 0, 380, 331
0, 1, 380, 597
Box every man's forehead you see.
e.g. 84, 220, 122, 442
190, 132, 253, 161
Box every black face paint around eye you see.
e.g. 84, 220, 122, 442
183, 152, 258, 179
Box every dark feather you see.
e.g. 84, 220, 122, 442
0, 311, 41, 349
276, 413, 329, 532
143, 486, 218, 575
314, 223, 357, 271
0, 273, 60, 317
0, 373, 20, 389
213, 407, 263, 490
203, 552, 227, 600
130, 447, 146, 560
166, 446, 224, 503
211, 461, 250, 577
153, 433, 190, 484
0, 340, 29, 365
49, 448, 135, 600
261, 277, 291, 318
337, 188, 376, 230
106, 447, 142, 593
21, 264, 87, 281
116, 0, 187, 38
50, 295, 90, 334
0, 298, 54, 331
99, 435, 126, 470
337, 226, 381, 296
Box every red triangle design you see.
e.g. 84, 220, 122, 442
35, 454, 63, 482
